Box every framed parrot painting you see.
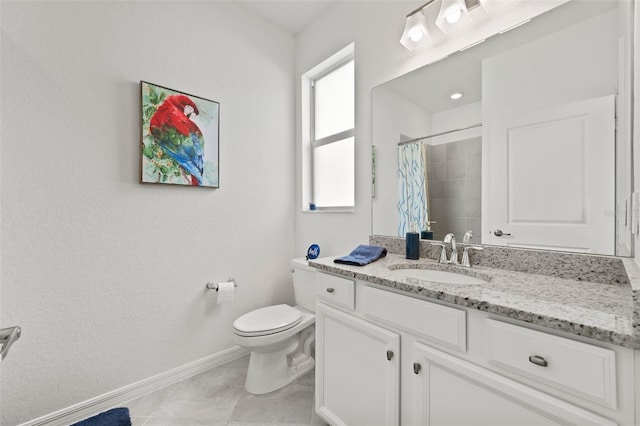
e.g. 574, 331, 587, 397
140, 81, 219, 187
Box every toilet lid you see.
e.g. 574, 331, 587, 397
233, 304, 302, 336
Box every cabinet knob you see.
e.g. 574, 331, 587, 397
413, 362, 421, 374
386, 350, 394, 361
528, 355, 548, 367
326, 288, 335, 293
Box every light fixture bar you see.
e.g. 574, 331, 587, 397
406, 0, 438, 18
400, 0, 486, 51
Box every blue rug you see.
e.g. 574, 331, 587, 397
71, 407, 131, 426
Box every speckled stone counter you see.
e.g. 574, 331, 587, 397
622, 259, 640, 343
309, 253, 638, 350
369, 235, 630, 285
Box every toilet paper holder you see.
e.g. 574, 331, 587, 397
206, 278, 237, 292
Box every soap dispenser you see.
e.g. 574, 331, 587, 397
421, 221, 435, 240
406, 223, 420, 260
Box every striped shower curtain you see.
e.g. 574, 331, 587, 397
398, 142, 429, 236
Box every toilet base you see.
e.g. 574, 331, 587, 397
245, 326, 315, 394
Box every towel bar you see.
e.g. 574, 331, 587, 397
206, 278, 237, 292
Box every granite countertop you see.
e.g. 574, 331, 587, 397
309, 254, 638, 350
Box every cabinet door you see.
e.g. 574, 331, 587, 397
316, 303, 400, 426
411, 342, 615, 426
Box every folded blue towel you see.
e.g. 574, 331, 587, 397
334, 245, 387, 266
71, 408, 131, 426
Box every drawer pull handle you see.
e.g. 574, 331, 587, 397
413, 362, 421, 374
529, 355, 548, 367
386, 350, 394, 361
326, 288, 335, 293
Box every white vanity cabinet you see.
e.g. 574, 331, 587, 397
315, 303, 400, 426
314, 271, 636, 426
315, 272, 400, 425
410, 342, 615, 425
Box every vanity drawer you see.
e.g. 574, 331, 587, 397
359, 285, 466, 352
485, 319, 617, 408
316, 272, 355, 310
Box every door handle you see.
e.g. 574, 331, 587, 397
0, 326, 22, 361
413, 362, 421, 374
386, 350, 394, 361
493, 229, 512, 237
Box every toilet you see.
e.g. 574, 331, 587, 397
233, 258, 316, 394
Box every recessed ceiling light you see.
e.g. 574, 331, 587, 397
450, 93, 462, 100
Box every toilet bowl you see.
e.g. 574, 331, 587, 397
232, 258, 316, 394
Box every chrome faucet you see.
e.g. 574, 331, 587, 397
443, 233, 458, 265
460, 230, 483, 267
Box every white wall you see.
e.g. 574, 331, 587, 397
430, 102, 482, 145
481, 7, 619, 252
482, 9, 618, 115
0, 2, 295, 424
294, 0, 567, 257
634, 1, 640, 264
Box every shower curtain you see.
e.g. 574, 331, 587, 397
398, 142, 429, 236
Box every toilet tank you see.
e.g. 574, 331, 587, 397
291, 258, 316, 312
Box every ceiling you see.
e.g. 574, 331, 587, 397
236, 0, 337, 34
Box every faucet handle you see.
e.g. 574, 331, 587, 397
428, 241, 448, 264
461, 245, 483, 267
463, 230, 474, 244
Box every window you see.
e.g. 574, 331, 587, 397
302, 45, 355, 211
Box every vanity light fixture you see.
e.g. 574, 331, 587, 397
477, 0, 493, 12
401, 0, 484, 51
435, 0, 471, 33
400, 1, 433, 51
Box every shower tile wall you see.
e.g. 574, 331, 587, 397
427, 137, 482, 242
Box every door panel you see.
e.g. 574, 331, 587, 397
487, 95, 615, 254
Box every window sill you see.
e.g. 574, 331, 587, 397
303, 208, 355, 214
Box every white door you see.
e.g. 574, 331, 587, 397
486, 95, 615, 254
315, 303, 400, 426
411, 342, 616, 426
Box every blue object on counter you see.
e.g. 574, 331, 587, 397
334, 245, 387, 266
406, 232, 420, 259
307, 244, 320, 260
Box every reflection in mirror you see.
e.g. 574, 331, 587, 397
397, 126, 482, 241
372, 0, 633, 256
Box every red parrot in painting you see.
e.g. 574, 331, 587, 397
149, 95, 204, 185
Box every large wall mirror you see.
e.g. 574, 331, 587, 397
372, 0, 634, 257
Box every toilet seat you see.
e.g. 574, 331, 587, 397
233, 304, 302, 337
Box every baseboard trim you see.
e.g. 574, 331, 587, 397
19, 346, 248, 426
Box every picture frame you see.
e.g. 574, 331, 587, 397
140, 81, 220, 187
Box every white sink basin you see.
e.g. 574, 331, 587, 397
388, 268, 488, 285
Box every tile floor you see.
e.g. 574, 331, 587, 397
125, 355, 327, 426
